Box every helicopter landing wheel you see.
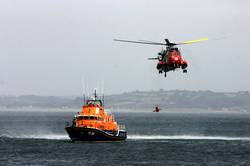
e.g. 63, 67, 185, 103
183, 69, 187, 73
159, 70, 163, 74
164, 73, 167, 77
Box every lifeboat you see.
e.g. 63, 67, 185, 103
65, 91, 127, 141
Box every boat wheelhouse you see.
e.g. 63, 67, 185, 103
65, 91, 126, 141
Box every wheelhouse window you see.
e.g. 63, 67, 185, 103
86, 100, 103, 106
77, 116, 83, 120
77, 116, 100, 121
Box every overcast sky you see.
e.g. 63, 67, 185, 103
0, 0, 250, 96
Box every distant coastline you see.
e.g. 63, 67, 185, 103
0, 90, 249, 111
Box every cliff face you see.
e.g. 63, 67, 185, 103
1, 90, 250, 110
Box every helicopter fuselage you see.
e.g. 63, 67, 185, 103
156, 48, 188, 76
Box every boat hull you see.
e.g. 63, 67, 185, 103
65, 126, 127, 141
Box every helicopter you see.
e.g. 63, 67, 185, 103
114, 38, 208, 77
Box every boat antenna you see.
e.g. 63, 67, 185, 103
81, 76, 86, 105
86, 77, 89, 98
101, 78, 105, 107
94, 89, 97, 100
83, 94, 86, 105
103, 94, 104, 107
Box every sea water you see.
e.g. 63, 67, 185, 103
0, 110, 250, 165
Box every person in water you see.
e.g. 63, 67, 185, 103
153, 105, 160, 112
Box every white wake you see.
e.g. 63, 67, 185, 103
1, 134, 250, 141
128, 135, 250, 141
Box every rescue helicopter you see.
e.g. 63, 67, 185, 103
114, 38, 208, 77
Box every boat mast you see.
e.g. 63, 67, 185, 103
103, 94, 104, 107
94, 89, 97, 100
83, 94, 85, 105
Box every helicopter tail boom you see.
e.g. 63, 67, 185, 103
147, 58, 159, 60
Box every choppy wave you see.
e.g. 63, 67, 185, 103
128, 135, 250, 141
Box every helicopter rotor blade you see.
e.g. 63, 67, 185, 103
114, 39, 166, 46
138, 39, 159, 43
176, 38, 208, 45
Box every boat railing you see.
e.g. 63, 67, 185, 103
65, 121, 70, 127
65, 121, 76, 127
118, 124, 126, 131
